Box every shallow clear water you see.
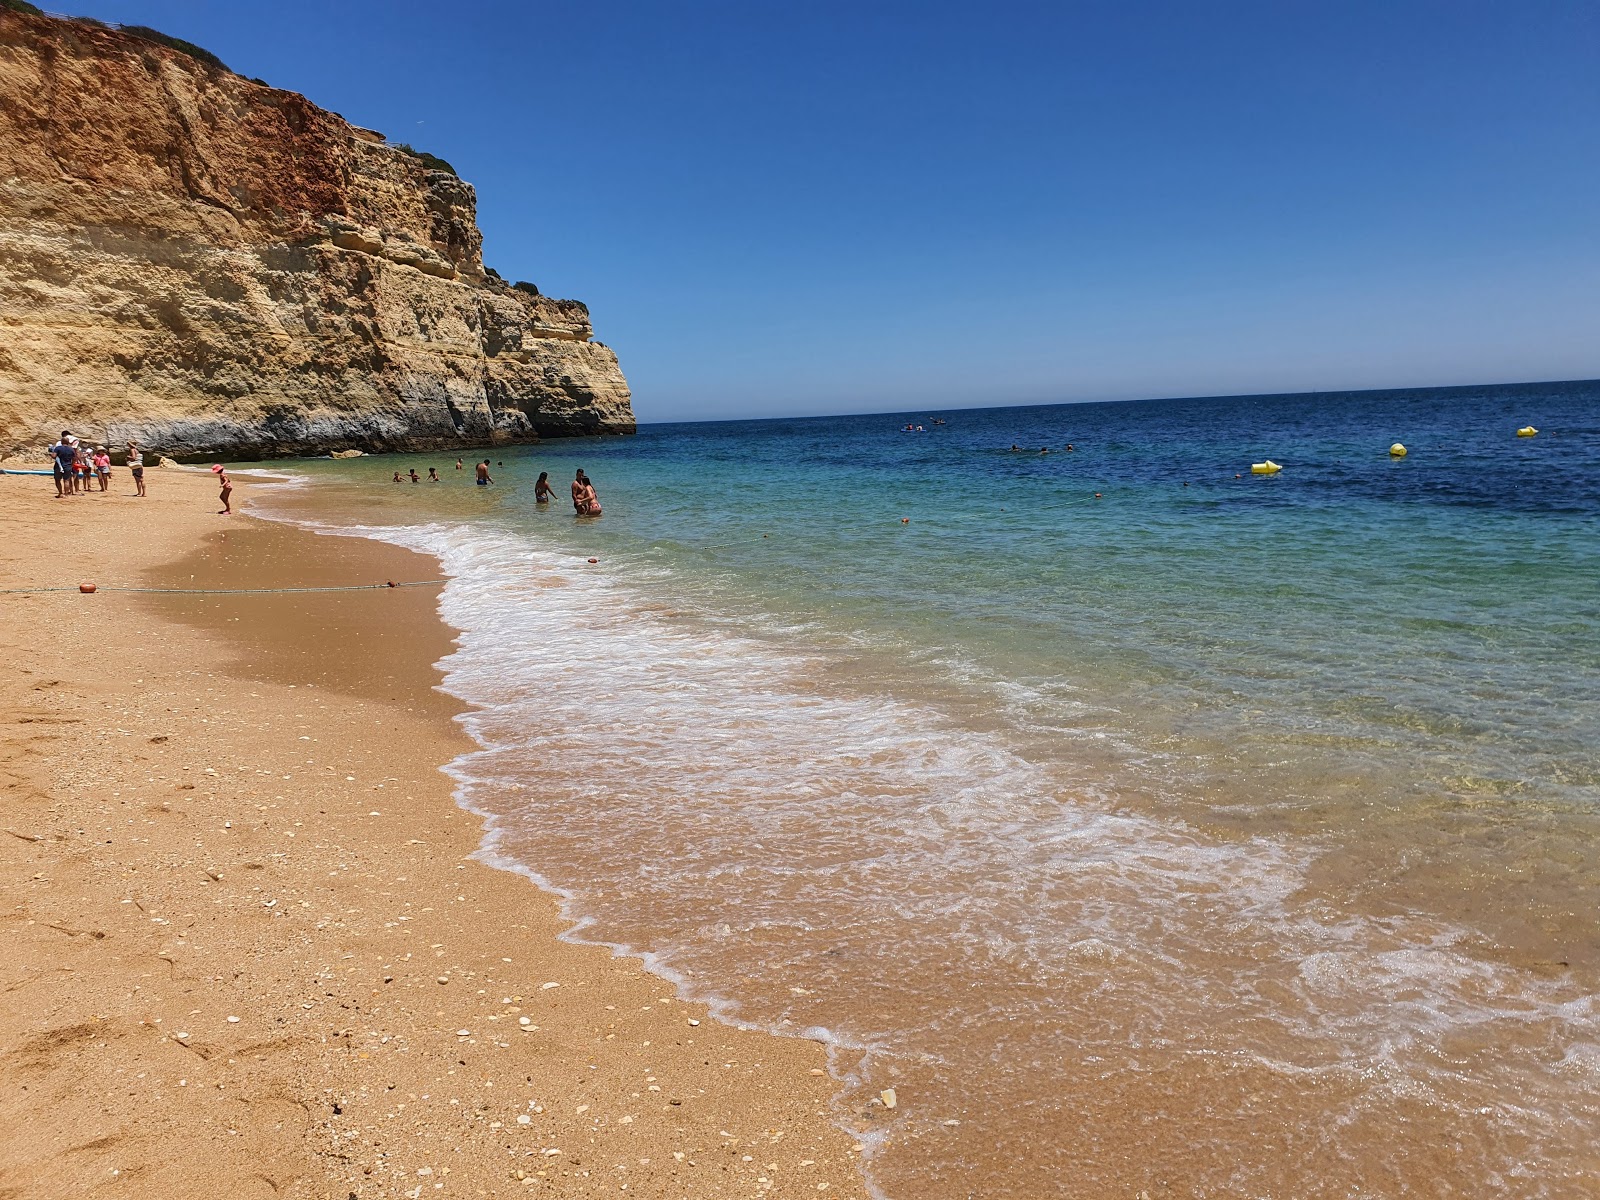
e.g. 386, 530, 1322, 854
269, 380, 1600, 1198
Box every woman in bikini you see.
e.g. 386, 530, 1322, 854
534, 471, 555, 503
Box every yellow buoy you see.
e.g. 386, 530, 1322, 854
1250, 460, 1282, 475
1517, 426, 1538, 437
1389, 443, 1407, 457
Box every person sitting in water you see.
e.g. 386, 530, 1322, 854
475, 460, 493, 486
534, 471, 555, 503
393, 471, 403, 483
428, 467, 439, 481
408, 468, 420, 483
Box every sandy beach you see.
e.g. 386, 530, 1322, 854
0, 467, 868, 1199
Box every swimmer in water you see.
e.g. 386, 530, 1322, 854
392, 471, 402, 483
428, 467, 439, 481
456, 458, 464, 470
408, 468, 420, 483
534, 471, 555, 503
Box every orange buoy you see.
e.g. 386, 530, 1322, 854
587, 557, 599, 564
79, 582, 97, 593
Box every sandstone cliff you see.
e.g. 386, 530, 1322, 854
0, 10, 634, 460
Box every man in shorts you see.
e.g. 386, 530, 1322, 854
48, 431, 77, 498
126, 441, 146, 497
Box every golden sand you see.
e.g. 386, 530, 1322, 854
0, 467, 866, 1199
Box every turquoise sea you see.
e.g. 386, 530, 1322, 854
270, 379, 1600, 1198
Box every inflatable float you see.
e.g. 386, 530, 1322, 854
1517, 426, 1538, 437
1389, 443, 1407, 457
1250, 460, 1282, 475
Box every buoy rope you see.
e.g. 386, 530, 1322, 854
0, 580, 445, 596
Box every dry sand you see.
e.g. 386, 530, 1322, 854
0, 466, 869, 1199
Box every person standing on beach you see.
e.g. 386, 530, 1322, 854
93, 447, 111, 492
126, 442, 146, 497
212, 464, 233, 514
475, 460, 493, 487
48, 431, 76, 498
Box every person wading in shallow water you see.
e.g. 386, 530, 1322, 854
475, 460, 493, 487
572, 469, 602, 516
534, 471, 555, 503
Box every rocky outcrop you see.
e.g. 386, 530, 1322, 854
0, 10, 634, 460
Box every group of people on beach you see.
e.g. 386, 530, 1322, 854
47, 431, 147, 499
391, 459, 602, 515
44, 429, 234, 512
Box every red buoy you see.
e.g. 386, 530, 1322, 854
79, 582, 97, 593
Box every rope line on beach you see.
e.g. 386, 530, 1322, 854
0, 581, 446, 596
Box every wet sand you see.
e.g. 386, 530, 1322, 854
0, 467, 867, 1199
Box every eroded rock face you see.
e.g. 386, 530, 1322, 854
0, 11, 634, 460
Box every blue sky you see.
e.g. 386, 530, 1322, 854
64, 1, 1600, 422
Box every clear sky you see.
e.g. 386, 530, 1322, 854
63, 0, 1600, 422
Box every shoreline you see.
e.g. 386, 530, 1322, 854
0, 469, 870, 1199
